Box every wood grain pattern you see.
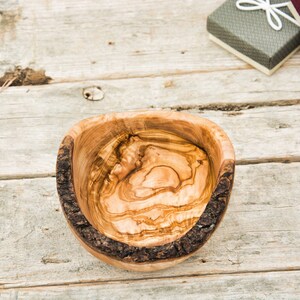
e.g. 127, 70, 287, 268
1, 163, 299, 288
0, 0, 299, 82
57, 111, 235, 270
0, 78, 299, 178
88, 130, 215, 247
0, 0, 299, 296
1, 271, 299, 300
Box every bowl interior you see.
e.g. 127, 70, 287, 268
69, 112, 233, 247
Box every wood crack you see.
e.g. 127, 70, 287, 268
166, 99, 300, 112
19, 66, 252, 86
2, 269, 300, 291
236, 156, 300, 165
0, 173, 56, 181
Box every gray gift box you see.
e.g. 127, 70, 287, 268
207, 0, 300, 75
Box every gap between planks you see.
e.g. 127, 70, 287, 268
2, 80, 300, 113
0, 157, 299, 181
1, 268, 300, 291
167, 99, 300, 112
1, 65, 254, 91
47, 65, 253, 85
1, 163, 299, 290
1, 0, 299, 85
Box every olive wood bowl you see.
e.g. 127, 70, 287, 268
56, 111, 235, 271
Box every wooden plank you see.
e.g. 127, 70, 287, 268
2, 69, 300, 107
0, 163, 299, 288
0, 77, 299, 177
0, 0, 299, 81
1, 271, 299, 300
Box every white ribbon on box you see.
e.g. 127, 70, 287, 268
236, 0, 300, 30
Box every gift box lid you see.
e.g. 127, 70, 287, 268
207, 0, 300, 72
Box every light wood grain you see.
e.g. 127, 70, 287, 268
1, 163, 299, 288
68, 112, 233, 248
2, 69, 300, 109
56, 111, 234, 271
0, 0, 299, 296
0, 83, 299, 178
85, 131, 213, 248
0, 0, 299, 82
1, 271, 299, 300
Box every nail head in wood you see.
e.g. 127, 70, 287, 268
83, 86, 104, 101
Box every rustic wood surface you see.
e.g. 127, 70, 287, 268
2, 0, 299, 81
1, 164, 299, 295
0, 0, 299, 298
0, 99, 299, 178
1, 272, 299, 300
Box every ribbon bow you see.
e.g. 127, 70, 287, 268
236, 0, 300, 31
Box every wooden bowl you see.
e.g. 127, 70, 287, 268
56, 111, 235, 271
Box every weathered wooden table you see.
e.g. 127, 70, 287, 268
0, 1, 299, 299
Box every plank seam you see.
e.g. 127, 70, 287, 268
1, 66, 252, 87
1, 64, 299, 88
1, 268, 300, 291
166, 99, 300, 112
